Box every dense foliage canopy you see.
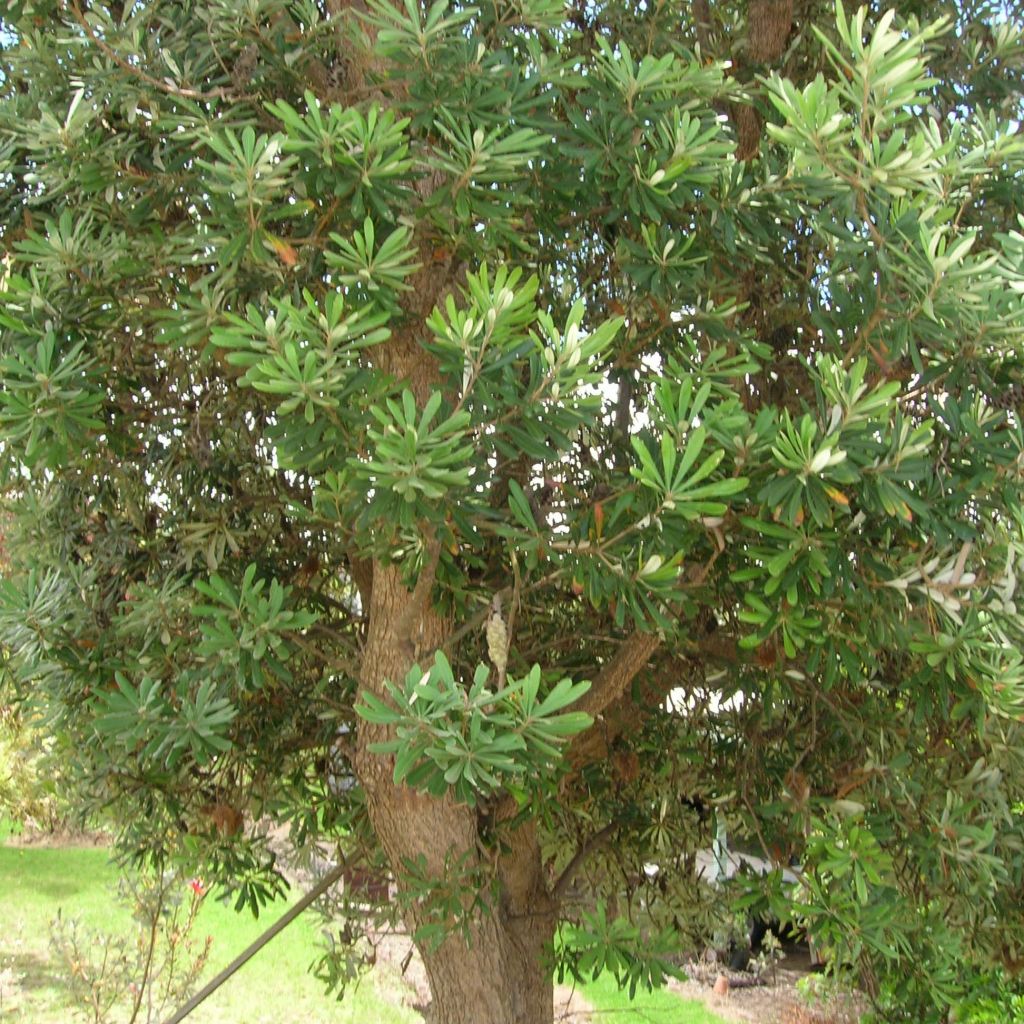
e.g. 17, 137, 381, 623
2, 1, 1024, 1021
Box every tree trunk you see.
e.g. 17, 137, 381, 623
355, 562, 557, 1024
415, 844, 555, 1024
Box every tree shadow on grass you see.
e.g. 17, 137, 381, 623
0, 948, 71, 1019
16, 876, 92, 901
2, 949, 65, 990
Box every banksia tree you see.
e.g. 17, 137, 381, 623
2, 1, 1024, 1021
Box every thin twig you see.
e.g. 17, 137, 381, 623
128, 877, 163, 1024
438, 567, 563, 654
66, 0, 243, 104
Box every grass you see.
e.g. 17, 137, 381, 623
0, 843, 418, 1024
0, 835, 726, 1024
574, 968, 726, 1022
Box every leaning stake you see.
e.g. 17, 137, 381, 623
162, 862, 347, 1024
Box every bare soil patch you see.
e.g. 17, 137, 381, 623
670, 954, 863, 1024
3, 825, 111, 849
554, 982, 593, 1022
259, 829, 864, 1024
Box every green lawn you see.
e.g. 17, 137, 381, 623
0, 838, 725, 1023
0, 843, 418, 1024
578, 969, 727, 1023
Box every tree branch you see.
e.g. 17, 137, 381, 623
566, 630, 743, 772
392, 535, 442, 657
564, 630, 660, 770
574, 630, 661, 722
346, 553, 374, 612
67, 0, 242, 103
552, 820, 620, 901
692, 0, 714, 53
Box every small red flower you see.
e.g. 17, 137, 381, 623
189, 878, 206, 896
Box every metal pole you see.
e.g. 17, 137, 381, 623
161, 861, 347, 1024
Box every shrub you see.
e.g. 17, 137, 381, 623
50, 870, 211, 1024
0, 706, 71, 835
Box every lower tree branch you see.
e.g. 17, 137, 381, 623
347, 553, 374, 611
575, 629, 661, 722
565, 630, 660, 769
552, 820, 620, 901
161, 861, 347, 1024
567, 630, 739, 772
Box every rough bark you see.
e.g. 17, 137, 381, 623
564, 631, 659, 775
747, 0, 795, 62
573, 629, 661, 722
354, 563, 556, 1024
334, 7, 559, 1013
734, 102, 765, 162
693, 0, 714, 53
730, 0, 796, 160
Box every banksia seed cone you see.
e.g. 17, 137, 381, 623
486, 604, 509, 676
